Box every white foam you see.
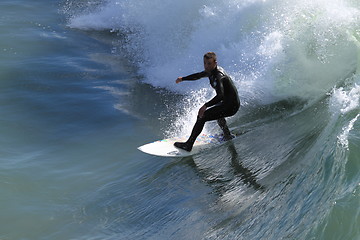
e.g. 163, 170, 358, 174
332, 84, 360, 114
330, 75, 360, 148
338, 113, 359, 149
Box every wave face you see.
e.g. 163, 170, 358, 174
65, 0, 360, 239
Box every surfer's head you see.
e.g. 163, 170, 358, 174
203, 52, 217, 73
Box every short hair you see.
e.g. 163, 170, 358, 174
204, 52, 217, 62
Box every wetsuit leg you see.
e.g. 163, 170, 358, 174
175, 103, 239, 151
173, 117, 205, 152
186, 104, 233, 146
186, 117, 206, 145
217, 118, 232, 138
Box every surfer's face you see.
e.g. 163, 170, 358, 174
204, 58, 217, 73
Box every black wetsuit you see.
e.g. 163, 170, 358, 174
176, 66, 240, 151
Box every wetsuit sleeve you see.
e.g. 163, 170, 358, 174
204, 77, 225, 107
182, 71, 208, 81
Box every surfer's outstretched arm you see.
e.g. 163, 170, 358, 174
175, 71, 208, 84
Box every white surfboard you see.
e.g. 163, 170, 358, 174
138, 132, 238, 157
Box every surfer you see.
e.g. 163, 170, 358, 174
174, 52, 240, 152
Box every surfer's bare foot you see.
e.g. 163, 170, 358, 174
174, 142, 192, 152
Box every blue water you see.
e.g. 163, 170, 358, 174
1, 0, 360, 239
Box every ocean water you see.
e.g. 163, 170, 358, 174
1, 0, 359, 239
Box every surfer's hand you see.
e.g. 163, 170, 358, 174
198, 105, 207, 118
176, 77, 183, 84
